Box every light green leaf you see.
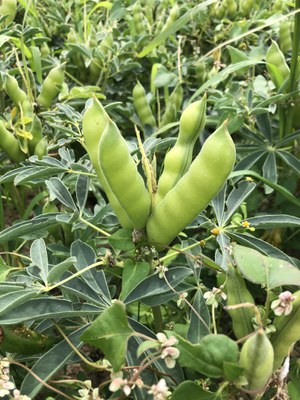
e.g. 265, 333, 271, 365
233, 244, 300, 289
175, 333, 239, 378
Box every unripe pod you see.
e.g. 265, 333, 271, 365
160, 83, 183, 128
0, 120, 25, 163
226, 0, 237, 18
239, 0, 254, 17
133, 81, 156, 128
147, 121, 236, 248
99, 120, 151, 229
83, 99, 151, 229
161, 4, 179, 32
0, 0, 17, 24
279, 20, 292, 54
266, 41, 290, 89
155, 95, 207, 205
226, 265, 255, 339
132, 1, 145, 35
34, 137, 47, 159
4, 74, 27, 106
271, 290, 300, 371
239, 329, 274, 392
28, 115, 43, 154
37, 64, 65, 108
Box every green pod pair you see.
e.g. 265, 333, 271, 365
147, 121, 236, 248
0, 120, 25, 163
266, 41, 290, 89
226, 264, 255, 339
240, 329, 274, 393
83, 99, 151, 230
133, 81, 156, 128
271, 290, 300, 371
37, 64, 65, 109
155, 96, 207, 205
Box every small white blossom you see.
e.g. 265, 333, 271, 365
148, 379, 171, 400
271, 291, 296, 316
177, 292, 188, 309
203, 287, 227, 308
161, 347, 180, 369
109, 377, 131, 397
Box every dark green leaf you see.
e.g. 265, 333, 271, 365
123, 267, 192, 304
21, 326, 88, 398
187, 289, 210, 343
171, 381, 216, 400
46, 177, 77, 211
30, 239, 48, 284
120, 260, 151, 300
80, 301, 133, 371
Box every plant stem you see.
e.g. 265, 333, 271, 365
284, 0, 300, 136
79, 216, 111, 237
152, 305, 164, 332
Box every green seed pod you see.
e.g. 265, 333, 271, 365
37, 64, 65, 109
160, 83, 183, 128
0, 324, 57, 355
155, 95, 207, 205
133, 81, 156, 128
212, 1, 226, 19
0, 0, 17, 24
34, 137, 47, 159
196, 60, 209, 86
4, 74, 27, 106
147, 121, 236, 248
240, 329, 274, 392
161, 4, 179, 32
0, 120, 25, 163
83, 99, 151, 229
266, 40, 290, 89
279, 20, 292, 54
28, 114, 43, 154
239, 0, 254, 17
99, 120, 151, 229
132, 1, 145, 35
272, 0, 288, 12
271, 290, 300, 371
226, 264, 255, 339
226, 0, 237, 18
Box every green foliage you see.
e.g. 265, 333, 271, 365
0, 0, 299, 399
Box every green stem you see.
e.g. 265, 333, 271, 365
284, 0, 300, 136
79, 216, 111, 237
152, 306, 164, 332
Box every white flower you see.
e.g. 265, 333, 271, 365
109, 378, 131, 397
161, 347, 180, 369
271, 291, 296, 316
148, 379, 171, 400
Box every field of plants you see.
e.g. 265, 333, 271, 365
1, 0, 300, 399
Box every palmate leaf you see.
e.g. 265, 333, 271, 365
230, 170, 300, 208
80, 301, 133, 371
